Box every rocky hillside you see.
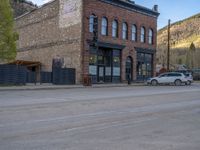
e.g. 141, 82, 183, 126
10, 0, 37, 18
157, 13, 200, 69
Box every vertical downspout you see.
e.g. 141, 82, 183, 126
80, 0, 85, 84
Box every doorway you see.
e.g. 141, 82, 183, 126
126, 56, 133, 81
97, 65, 105, 83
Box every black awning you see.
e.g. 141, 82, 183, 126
87, 40, 126, 50
135, 47, 156, 54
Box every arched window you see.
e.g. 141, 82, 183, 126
101, 17, 108, 35
89, 15, 95, 32
122, 22, 128, 40
131, 25, 137, 41
148, 29, 153, 44
112, 20, 118, 38
140, 27, 145, 43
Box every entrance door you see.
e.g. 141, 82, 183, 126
97, 65, 105, 83
126, 56, 133, 81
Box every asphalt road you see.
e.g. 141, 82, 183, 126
0, 84, 200, 150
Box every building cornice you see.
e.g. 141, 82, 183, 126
99, 0, 160, 18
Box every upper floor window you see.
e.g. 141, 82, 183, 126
140, 27, 145, 43
101, 17, 108, 36
89, 15, 95, 33
131, 25, 137, 41
122, 22, 128, 40
148, 29, 153, 44
112, 20, 118, 38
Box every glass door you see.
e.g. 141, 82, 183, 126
97, 65, 105, 83
126, 56, 133, 81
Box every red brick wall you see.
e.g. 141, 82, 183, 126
82, 0, 158, 82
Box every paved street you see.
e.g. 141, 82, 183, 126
0, 84, 200, 150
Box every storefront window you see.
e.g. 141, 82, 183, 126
142, 63, 146, 76
112, 50, 121, 80
104, 50, 112, 82
113, 57, 120, 67
137, 52, 153, 80
89, 55, 97, 65
90, 46, 97, 54
89, 55, 97, 76
137, 62, 142, 76
105, 51, 112, 66
147, 63, 152, 77
89, 48, 121, 83
146, 54, 152, 62
98, 55, 104, 64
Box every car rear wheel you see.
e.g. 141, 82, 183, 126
174, 79, 182, 86
151, 80, 158, 86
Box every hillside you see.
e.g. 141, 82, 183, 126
157, 13, 200, 69
10, 0, 37, 18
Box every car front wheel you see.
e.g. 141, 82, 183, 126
174, 79, 182, 86
186, 81, 191, 85
151, 80, 158, 86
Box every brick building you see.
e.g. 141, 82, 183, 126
15, 0, 159, 84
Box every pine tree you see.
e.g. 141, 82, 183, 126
189, 42, 196, 69
0, 0, 17, 63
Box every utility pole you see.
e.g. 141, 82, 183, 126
167, 19, 171, 71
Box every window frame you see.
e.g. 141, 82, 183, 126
112, 20, 118, 38
131, 24, 137, 41
101, 17, 108, 36
140, 26, 145, 43
122, 22, 128, 40
89, 15, 95, 33
148, 28, 153, 44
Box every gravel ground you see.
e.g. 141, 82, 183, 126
0, 84, 200, 150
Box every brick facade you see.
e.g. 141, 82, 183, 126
15, 0, 82, 83
82, 0, 159, 82
15, 0, 159, 84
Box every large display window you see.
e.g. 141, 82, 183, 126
112, 50, 121, 82
89, 47, 121, 83
137, 52, 153, 81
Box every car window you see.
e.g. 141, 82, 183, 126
185, 73, 190, 77
167, 73, 173, 77
168, 73, 181, 77
159, 74, 168, 77
174, 73, 182, 77
175, 73, 182, 77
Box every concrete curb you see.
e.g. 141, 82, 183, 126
0, 83, 146, 91
2, 81, 199, 91
0, 85, 83, 91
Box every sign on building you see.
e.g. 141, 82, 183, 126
59, 0, 82, 28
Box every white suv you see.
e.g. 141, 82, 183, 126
184, 72, 193, 85
147, 72, 188, 86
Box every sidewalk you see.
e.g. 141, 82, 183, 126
0, 83, 145, 91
